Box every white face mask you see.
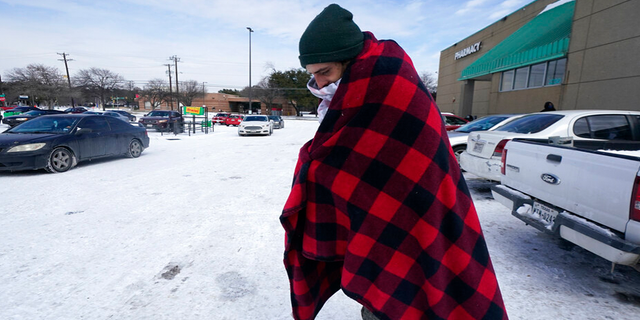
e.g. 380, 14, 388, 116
307, 77, 341, 123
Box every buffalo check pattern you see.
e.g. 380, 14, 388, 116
281, 32, 508, 320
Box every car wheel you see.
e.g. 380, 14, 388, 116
126, 139, 143, 158
452, 145, 466, 170
226, 124, 229, 126
45, 147, 76, 173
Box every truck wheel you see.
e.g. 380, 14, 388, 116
45, 147, 76, 173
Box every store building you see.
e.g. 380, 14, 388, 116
136, 92, 297, 116
436, 0, 640, 117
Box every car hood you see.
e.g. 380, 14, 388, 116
0, 133, 60, 147
240, 121, 269, 125
4, 115, 37, 120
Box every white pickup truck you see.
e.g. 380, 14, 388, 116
491, 138, 640, 270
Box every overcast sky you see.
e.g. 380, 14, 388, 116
0, 0, 531, 92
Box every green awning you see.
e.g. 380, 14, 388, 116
459, 0, 575, 80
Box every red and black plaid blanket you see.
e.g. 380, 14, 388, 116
281, 32, 508, 320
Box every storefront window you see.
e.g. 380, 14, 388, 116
546, 58, 566, 85
528, 63, 546, 87
501, 70, 514, 91
514, 67, 529, 89
499, 58, 566, 91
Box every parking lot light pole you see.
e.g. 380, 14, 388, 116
247, 27, 253, 114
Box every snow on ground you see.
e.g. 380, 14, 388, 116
1, 117, 639, 319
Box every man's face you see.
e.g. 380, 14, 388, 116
306, 62, 346, 89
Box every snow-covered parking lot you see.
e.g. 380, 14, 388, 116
1, 118, 639, 319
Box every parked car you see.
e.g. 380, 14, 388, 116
103, 111, 131, 122
268, 115, 285, 129
224, 114, 243, 126
110, 110, 136, 121
0, 114, 149, 173
3, 106, 40, 117
442, 112, 469, 131
1, 104, 20, 111
460, 110, 640, 181
212, 112, 230, 124
63, 107, 88, 114
447, 114, 524, 163
2, 109, 66, 127
238, 115, 273, 136
138, 110, 184, 132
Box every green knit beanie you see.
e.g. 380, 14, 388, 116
298, 4, 364, 68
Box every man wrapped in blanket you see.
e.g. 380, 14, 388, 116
280, 4, 508, 320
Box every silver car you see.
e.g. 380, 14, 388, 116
268, 115, 284, 129
448, 114, 524, 164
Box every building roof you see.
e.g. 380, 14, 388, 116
459, 0, 575, 80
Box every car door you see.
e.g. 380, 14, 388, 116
105, 117, 132, 155
75, 117, 110, 158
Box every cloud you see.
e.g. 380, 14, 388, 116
489, 0, 527, 19
455, 0, 491, 15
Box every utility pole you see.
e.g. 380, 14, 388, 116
165, 64, 173, 110
170, 56, 181, 113
202, 82, 207, 107
57, 52, 75, 107
247, 27, 253, 114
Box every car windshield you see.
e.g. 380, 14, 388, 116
147, 111, 171, 117
495, 114, 564, 133
454, 115, 513, 133
268, 116, 279, 120
7, 116, 80, 134
244, 116, 267, 122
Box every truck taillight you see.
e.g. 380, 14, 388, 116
501, 149, 508, 175
492, 139, 510, 157
631, 175, 640, 222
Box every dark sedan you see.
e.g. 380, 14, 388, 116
0, 114, 149, 173
111, 110, 136, 121
2, 109, 65, 127
3, 106, 40, 117
64, 107, 88, 114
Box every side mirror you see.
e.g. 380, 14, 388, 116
76, 128, 92, 135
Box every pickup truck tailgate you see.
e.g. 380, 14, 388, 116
502, 141, 639, 234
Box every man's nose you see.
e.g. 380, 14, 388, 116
316, 77, 327, 88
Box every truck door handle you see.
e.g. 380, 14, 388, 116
547, 154, 562, 163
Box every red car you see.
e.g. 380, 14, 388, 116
212, 112, 230, 124
224, 114, 243, 126
442, 113, 469, 131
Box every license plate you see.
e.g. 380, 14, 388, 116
533, 201, 558, 225
472, 141, 485, 153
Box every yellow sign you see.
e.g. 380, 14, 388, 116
184, 106, 204, 115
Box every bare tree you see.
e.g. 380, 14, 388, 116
6, 64, 67, 108
141, 78, 168, 110
178, 80, 203, 107
254, 76, 282, 113
75, 68, 124, 110
420, 71, 438, 98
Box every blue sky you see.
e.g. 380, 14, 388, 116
0, 0, 530, 92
